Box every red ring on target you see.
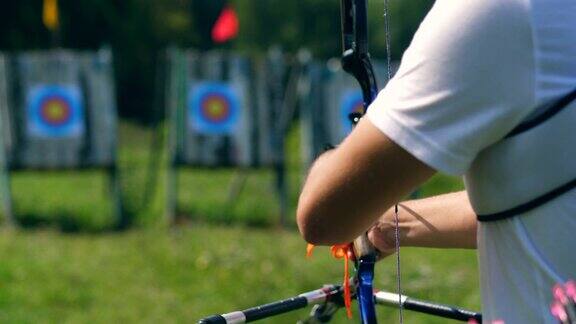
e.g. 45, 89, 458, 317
200, 94, 231, 123
189, 82, 241, 135
26, 84, 84, 138
39, 96, 72, 126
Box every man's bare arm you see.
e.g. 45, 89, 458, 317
297, 117, 435, 245
368, 191, 477, 257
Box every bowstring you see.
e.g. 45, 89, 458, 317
383, 0, 404, 323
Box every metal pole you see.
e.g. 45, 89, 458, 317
0, 55, 15, 227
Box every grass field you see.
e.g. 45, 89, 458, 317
0, 123, 480, 323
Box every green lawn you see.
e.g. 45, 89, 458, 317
0, 123, 479, 323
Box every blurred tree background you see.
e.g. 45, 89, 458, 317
0, 0, 432, 124
0, 3, 482, 321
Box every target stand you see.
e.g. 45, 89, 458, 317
0, 61, 13, 225
0, 49, 125, 229
164, 48, 290, 226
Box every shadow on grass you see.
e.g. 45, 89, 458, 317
15, 209, 136, 234
173, 209, 294, 230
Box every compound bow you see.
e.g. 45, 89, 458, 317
340, 0, 388, 322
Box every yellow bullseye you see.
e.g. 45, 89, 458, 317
206, 99, 225, 117
44, 101, 66, 121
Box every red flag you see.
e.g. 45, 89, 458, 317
211, 5, 239, 43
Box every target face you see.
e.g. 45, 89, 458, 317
188, 82, 241, 135
340, 90, 365, 135
26, 85, 84, 138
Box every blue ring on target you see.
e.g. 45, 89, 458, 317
26, 84, 85, 138
340, 90, 365, 135
188, 82, 241, 135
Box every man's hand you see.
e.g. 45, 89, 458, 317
367, 191, 478, 258
368, 217, 400, 259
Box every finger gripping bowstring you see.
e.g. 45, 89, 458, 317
339, 0, 402, 323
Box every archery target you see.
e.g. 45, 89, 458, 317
188, 82, 241, 135
340, 90, 365, 135
26, 84, 84, 138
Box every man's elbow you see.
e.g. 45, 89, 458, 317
296, 197, 322, 245
297, 212, 331, 245
296, 196, 346, 245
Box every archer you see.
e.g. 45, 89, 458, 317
297, 1, 576, 323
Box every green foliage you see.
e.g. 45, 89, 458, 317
234, 0, 434, 60
0, 0, 434, 122
371, 0, 435, 59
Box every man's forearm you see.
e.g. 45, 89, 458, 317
369, 191, 477, 252
297, 118, 435, 245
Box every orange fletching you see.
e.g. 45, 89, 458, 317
330, 244, 353, 319
306, 244, 315, 258
306, 243, 353, 319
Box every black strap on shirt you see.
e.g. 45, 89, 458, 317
507, 87, 576, 138
477, 87, 576, 222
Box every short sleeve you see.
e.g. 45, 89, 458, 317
367, 0, 535, 175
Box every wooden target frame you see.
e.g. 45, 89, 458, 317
164, 48, 291, 226
0, 49, 125, 229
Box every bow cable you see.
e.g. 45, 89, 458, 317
382, 0, 404, 322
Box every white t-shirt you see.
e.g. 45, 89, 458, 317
366, 0, 576, 322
